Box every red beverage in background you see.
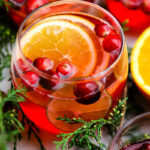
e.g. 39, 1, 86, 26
106, 0, 150, 33
6, 0, 95, 25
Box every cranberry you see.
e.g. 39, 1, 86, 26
39, 70, 60, 90
102, 34, 121, 53
121, 0, 142, 9
17, 58, 32, 72
94, 23, 111, 38
74, 81, 101, 105
100, 73, 116, 88
109, 49, 120, 65
142, 0, 150, 14
21, 71, 39, 87
33, 57, 54, 72
56, 61, 74, 78
26, 0, 48, 13
140, 143, 150, 150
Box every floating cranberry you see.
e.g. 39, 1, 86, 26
102, 34, 121, 53
33, 57, 54, 72
17, 58, 32, 72
121, 0, 142, 9
109, 49, 120, 65
100, 73, 116, 88
22, 71, 39, 88
94, 23, 111, 38
140, 143, 150, 150
142, 0, 150, 14
74, 81, 101, 105
26, 0, 48, 13
39, 70, 60, 90
56, 61, 74, 78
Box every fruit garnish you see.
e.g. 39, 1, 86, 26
26, 0, 48, 13
21, 71, 39, 87
22, 17, 97, 78
142, 0, 150, 14
16, 58, 32, 72
102, 34, 121, 53
46, 87, 112, 132
39, 70, 59, 90
121, 0, 142, 9
109, 49, 120, 65
94, 22, 111, 37
131, 27, 150, 100
33, 57, 54, 72
56, 61, 75, 78
74, 81, 101, 105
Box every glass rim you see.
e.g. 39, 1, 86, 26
108, 112, 150, 150
17, 0, 125, 83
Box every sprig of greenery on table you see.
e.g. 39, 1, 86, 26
0, 8, 16, 81
0, 7, 46, 150
0, 87, 26, 150
55, 98, 127, 150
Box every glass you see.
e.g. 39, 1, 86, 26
106, 0, 150, 34
11, 0, 128, 134
109, 112, 150, 150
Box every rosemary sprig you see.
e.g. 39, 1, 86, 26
0, 8, 46, 149
55, 98, 127, 150
0, 0, 8, 10
0, 8, 17, 81
0, 87, 26, 150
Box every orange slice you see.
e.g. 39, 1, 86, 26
46, 87, 112, 132
21, 16, 97, 77
131, 27, 150, 99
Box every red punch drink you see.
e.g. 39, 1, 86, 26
11, 0, 128, 133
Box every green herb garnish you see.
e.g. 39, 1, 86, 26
55, 98, 127, 150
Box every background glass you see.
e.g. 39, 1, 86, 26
109, 112, 150, 150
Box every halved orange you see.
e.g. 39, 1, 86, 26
21, 15, 97, 77
131, 27, 150, 99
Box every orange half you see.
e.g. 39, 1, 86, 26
131, 27, 150, 98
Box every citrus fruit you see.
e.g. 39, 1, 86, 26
21, 16, 97, 77
131, 27, 150, 99
46, 87, 112, 132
